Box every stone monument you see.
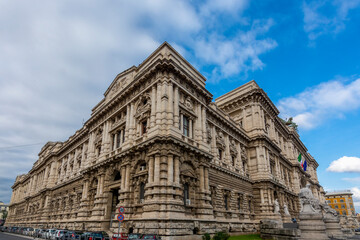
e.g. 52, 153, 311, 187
298, 184, 329, 240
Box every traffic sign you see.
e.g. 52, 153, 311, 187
118, 206, 125, 214
117, 214, 125, 222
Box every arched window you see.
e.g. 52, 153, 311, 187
184, 183, 190, 205
139, 182, 145, 203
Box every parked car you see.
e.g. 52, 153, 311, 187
82, 231, 110, 240
68, 230, 84, 239
47, 229, 58, 239
23, 227, 34, 236
355, 228, 360, 232
128, 233, 143, 239
55, 229, 69, 240
141, 234, 161, 240
112, 233, 128, 240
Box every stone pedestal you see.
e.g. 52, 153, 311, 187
298, 213, 329, 240
324, 217, 345, 239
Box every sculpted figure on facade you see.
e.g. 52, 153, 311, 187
274, 199, 280, 214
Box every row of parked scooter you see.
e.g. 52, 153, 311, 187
0, 226, 110, 240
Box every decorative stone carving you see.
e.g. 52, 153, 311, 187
283, 203, 290, 216
274, 199, 280, 214
184, 96, 193, 111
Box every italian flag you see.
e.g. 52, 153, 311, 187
298, 153, 302, 163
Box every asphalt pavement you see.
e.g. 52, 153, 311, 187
0, 232, 40, 240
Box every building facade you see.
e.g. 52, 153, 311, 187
6, 43, 324, 238
325, 190, 356, 216
0, 201, 9, 225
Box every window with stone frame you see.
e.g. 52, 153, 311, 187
270, 160, 275, 176
341, 204, 345, 209
340, 199, 344, 202
183, 115, 190, 137
218, 149, 223, 160
210, 186, 216, 207
335, 205, 339, 209
237, 194, 243, 211
184, 183, 190, 206
224, 193, 229, 210
141, 120, 148, 135
96, 145, 101, 157
231, 155, 236, 166
248, 199, 252, 213
139, 182, 145, 203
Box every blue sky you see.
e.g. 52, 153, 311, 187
0, 0, 359, 212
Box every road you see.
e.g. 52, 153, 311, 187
0, 232, 35, 240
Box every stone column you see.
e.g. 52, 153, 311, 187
125, 165, 131, 191
195, 104, 202, 141
174, 85, 180, 129
204, 167, 209, 191
99, 174, 105, 195
202, 107, 207, 141
167, 155, 174, 184
129, 102, 135, 141
121, 167, 126, 190
161, 81, 168, 126
199, 166, 204, 191
211, 125, 217, 155
148, 156, 154, 184
82, 179, 89, 200
225, 134, 230, 164
150, 86, 156, 127
174, 156, 180, 184
156, 81, 162, 125
43, 165, 49, 188
124, 104, 130, 142
189, 119, 193, 138
154, 155, 161, 183
167, 82, 174, 126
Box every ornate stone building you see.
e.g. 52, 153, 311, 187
6, 42, 325, 238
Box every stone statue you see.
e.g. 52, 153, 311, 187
299, 184, 321, 213
274, 199, 280, 214
283, 204, 290, 216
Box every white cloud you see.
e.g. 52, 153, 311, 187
303, 0, 360, 41
351, 187, 360, 204
0, 0, 277, 203
278, 78, 360, 129
343, 177, 360, 183
194, 19, 277, 80
327, 156, 360, 173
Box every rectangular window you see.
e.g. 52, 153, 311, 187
116, 131, 121, 148
183, 116, 189, 137
219, 149, 222, 160
122, 128, 125, 143
142, 120, 147, 135
341, 204, 345, 209
112, 134, 116, 150
340, 199, 344, 202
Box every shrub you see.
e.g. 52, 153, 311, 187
212, 231, 230, 240
202, 233, 211, 240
